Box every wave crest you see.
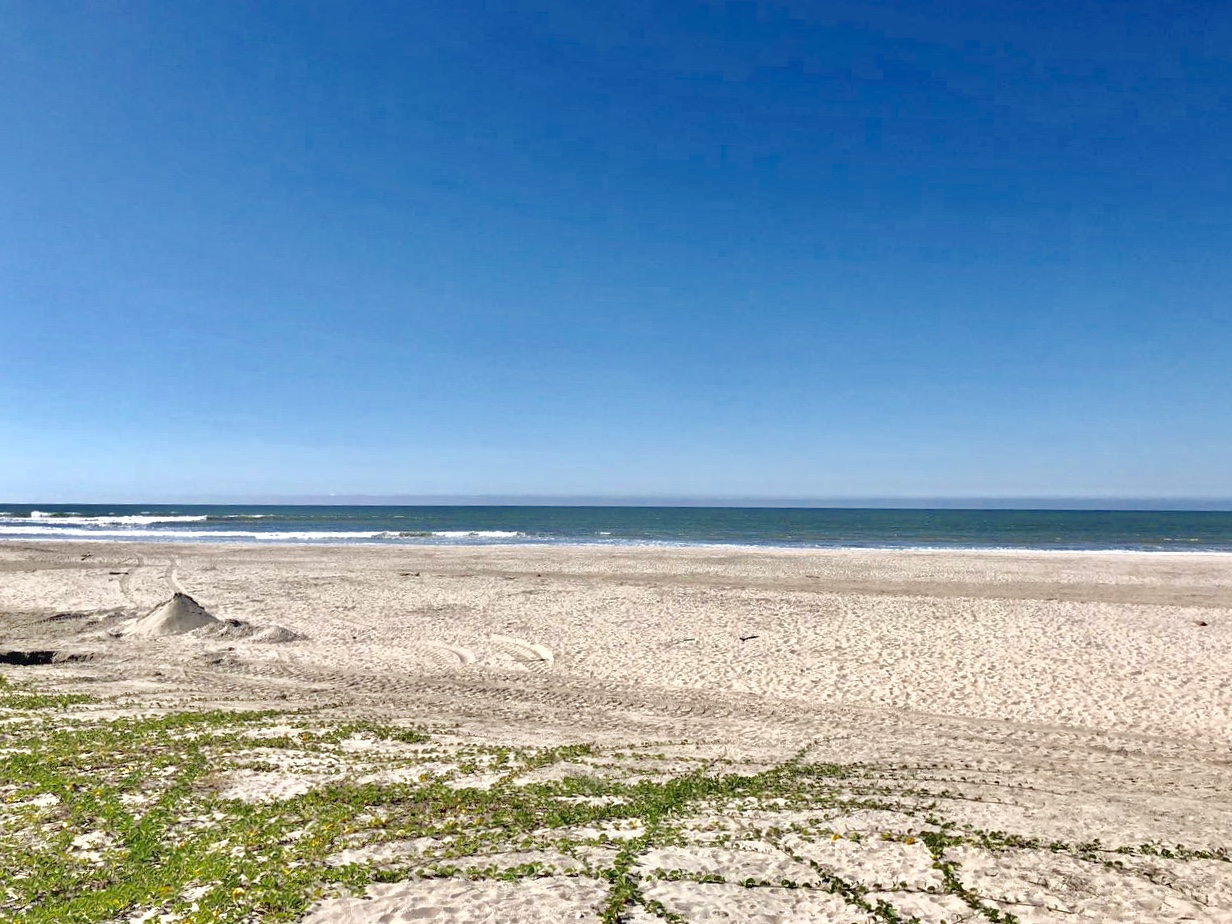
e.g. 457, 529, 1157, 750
2, 514, 209, 526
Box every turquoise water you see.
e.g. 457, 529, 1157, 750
2, 505, 1232, 551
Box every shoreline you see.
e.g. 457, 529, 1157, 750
5, 536, 1232, 555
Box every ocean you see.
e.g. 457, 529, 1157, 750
1, 505, 1231, 551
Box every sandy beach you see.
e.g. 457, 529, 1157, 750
3, 541, 1231, 922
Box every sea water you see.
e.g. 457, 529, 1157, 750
1, 505, 1231, 551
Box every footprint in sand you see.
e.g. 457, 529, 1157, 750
488, 635, 555, 672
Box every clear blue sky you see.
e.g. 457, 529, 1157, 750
2, 1, 1229, 502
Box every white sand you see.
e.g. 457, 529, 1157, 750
1, 541, 1230, 922
128, 592, 218, 636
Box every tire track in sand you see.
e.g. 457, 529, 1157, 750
164, 557, 186, 595
489, 635, 555, 672
117, 554, 185, 613
118, 555, 146, 609
418, 642, 478, 669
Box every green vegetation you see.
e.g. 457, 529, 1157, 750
0, 674, 1226, 924
0, 675, 93, 711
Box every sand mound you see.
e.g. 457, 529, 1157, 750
195, 619, 258, 640
130, 593, 219, 637
251, 625, 305, 644
192, 620, 304, 643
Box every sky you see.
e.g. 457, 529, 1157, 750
2, 1, 1230, 502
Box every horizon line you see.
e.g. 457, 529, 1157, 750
6, 495, 1232, 511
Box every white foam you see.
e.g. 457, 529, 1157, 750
0, 524, 1227, 554
261, 531, 400, 540
430, 530, 524, 539
0, 526, 497, 542
0, 526, 384, 540
0, 523, 537, 545
0, 526, 210, 538
3, 514, 208, 526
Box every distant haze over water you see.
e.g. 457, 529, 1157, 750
117, 496, 1232, 510
2, 505, 1232, 551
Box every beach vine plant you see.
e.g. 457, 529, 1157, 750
0, 673, 1226, 924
